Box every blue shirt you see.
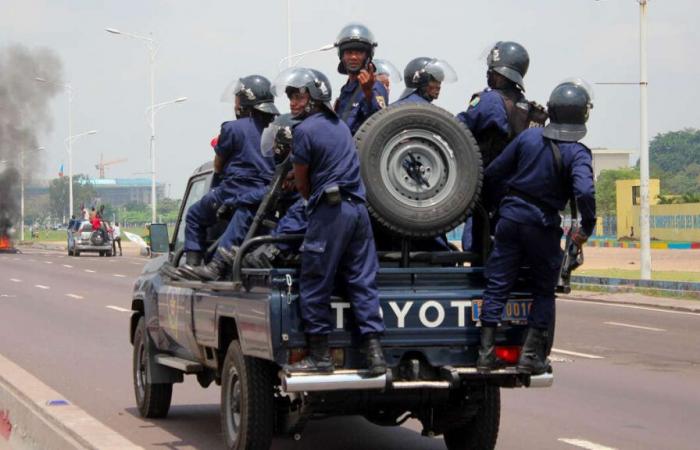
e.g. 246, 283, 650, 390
214, 117, 275, 188
291, 112, 366, 212
392, 91, 430, 106
456, 88, 511, 137
484, 127, 596, 235
334, 79, 388, 135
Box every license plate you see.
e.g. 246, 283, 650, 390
471, 299, 532, 322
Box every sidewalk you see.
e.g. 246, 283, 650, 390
562, 290, 700, 314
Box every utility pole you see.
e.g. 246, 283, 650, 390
639, 0, 651, 279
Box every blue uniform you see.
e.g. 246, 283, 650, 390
334, 79, 388, 135
392, 91, 430, 106
480, 128, 596, 329
292, 112, 384, 336
272, 198, 308, 252
184, 117, 274, 254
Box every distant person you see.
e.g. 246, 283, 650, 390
112, 222, 122, 256
372, 59, 400, 99
81, 207, 89, 222
392, 57, 457, 106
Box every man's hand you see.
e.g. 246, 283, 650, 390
571, 228, 588, 247
282, 171, 296, 192
358, 63, 375, 100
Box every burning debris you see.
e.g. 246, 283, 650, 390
0, 44, 63, 244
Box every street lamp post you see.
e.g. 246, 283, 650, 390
278, 44, 335, 71
638, 0, 651, 280
0, 147, 43, 241
64, 130, 98, 218
144, 97, 187, 222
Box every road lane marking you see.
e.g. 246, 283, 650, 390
35, 284, 50, 290
84, 269, 96, 273
66, 294, 84, 300
559, 438, 618, 450
106, 305, 130, 312
63, 264, 73, 268
9, 278, 21, 283
604, 321, 665, 332
44, 261, 53, 264
559, 298, 700, 317
113, 274, 126, 278
551, 348, 604, 359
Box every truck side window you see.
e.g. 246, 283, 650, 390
173, 176, 209, 252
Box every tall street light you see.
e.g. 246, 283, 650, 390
144, 97, 187, 222
638, 0, 651, 280
65, 129, 98, 218
0, 146, 43, 241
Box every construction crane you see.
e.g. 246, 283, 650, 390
95, 153, 127, 179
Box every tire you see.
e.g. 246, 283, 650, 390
75, 251, 80, 257
355, 103, 482, 238
132, 316, 172, 418
91, 231, 104, 246
220, 340, 274, 450
99, 251, 105, 257
444, 385, 500, 450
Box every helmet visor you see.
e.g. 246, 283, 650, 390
424, 59, 458, 84
220, 78, 243, 103
271, 67, 316, 97
373, 59, 401, 82
260, 123, 281, 157
559, 77, 595, 105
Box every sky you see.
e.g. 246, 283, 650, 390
1, 0, 698, 198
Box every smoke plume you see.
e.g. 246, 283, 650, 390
0, 44, 63, 237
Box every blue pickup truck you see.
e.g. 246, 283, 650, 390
129, 105, 554, 450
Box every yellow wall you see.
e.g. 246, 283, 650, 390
616, 179, 660, 238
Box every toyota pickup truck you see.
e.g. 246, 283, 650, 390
129, 104, 554, 450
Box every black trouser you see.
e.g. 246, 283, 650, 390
113, 237, 122, 255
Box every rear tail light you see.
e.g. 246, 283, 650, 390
495, 346, 521, 364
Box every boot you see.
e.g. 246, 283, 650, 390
179, 248, 234, 281
517, 327, 550, 375
285, 334, 334, 374
185, 251, 203, 267
362, 333, 387, 376
476, 326, 506, 372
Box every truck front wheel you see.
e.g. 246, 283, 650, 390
443, 385, 500, 450
132, 316, 173, 418
220, 341, 274, 450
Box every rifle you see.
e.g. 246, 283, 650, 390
242, 155, 293, 242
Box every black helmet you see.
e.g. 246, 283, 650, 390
542, 78, 594, 142
261, 113, 300, 163
272, 67, 334, 117
486, 41, 529, 91
221, 74, 280, 115
398, 57, 458, 100
335, 23, 377, 74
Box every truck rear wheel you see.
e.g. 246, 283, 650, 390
443, 385, 500, 450
220, 341, 274, 450
133, 316, 173, 418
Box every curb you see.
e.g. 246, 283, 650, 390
561, 293, 700, 314
0, 353, 141, 449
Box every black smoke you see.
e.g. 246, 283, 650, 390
0, 44, 63, 237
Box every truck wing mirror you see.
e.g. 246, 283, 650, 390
149, 223, 171, 255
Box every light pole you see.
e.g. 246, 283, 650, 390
278, 44, 335, 71
0, 147, 42, 241
638, 0, 651, 280
64, 130, 98, 218
144, 97, 187, 222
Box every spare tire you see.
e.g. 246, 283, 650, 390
355, 103, 482, 238
91, 230, 104, 246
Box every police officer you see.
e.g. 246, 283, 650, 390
274, 67, 386, 375
476, 79, 596, 375
393, 57, 457, 106
333, 23, 388, 135
456, 41, 547, 254
178, 75, 278, 280
372, 59, 400, 99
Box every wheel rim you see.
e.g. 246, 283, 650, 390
135, 340, 146, 403
379, 128, 458, 208
224, 367, 242, 442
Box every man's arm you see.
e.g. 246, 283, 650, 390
213, 123, 236, 174
294, 163, 311, 200
214, 154, 226, 174
570, 146, 597, 238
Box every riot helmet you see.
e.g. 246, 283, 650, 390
373, 58, 400, 95
272, 67, 334, 118
220, 74, 280, 115
335, 23, 377, 74
542, 78, 594, 142
398, 57, 458, 101
261, 113, 300, 164
486, 41, 529, 91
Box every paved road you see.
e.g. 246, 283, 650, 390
1, 248, 699, 449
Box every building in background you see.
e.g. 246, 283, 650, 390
26, 177, 165, 207
591, 148, 635, 179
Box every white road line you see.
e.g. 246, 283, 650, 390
63, 264, 73, 268
35, 284, 50, 290
106, 305, 130, 313
66, 294, 84, 300
558, 298, 700, 317
604, 321, 665, 332
551, 348, 604, 359
559, 438, 618, 450
44, 260, 53, 264
84, 269, 96, 273
113, 274, 126, 278
9, 278, 22, 283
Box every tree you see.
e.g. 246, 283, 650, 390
644, 128, 700, 195
595, 168, 639, 216
48, 174, 97, 219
